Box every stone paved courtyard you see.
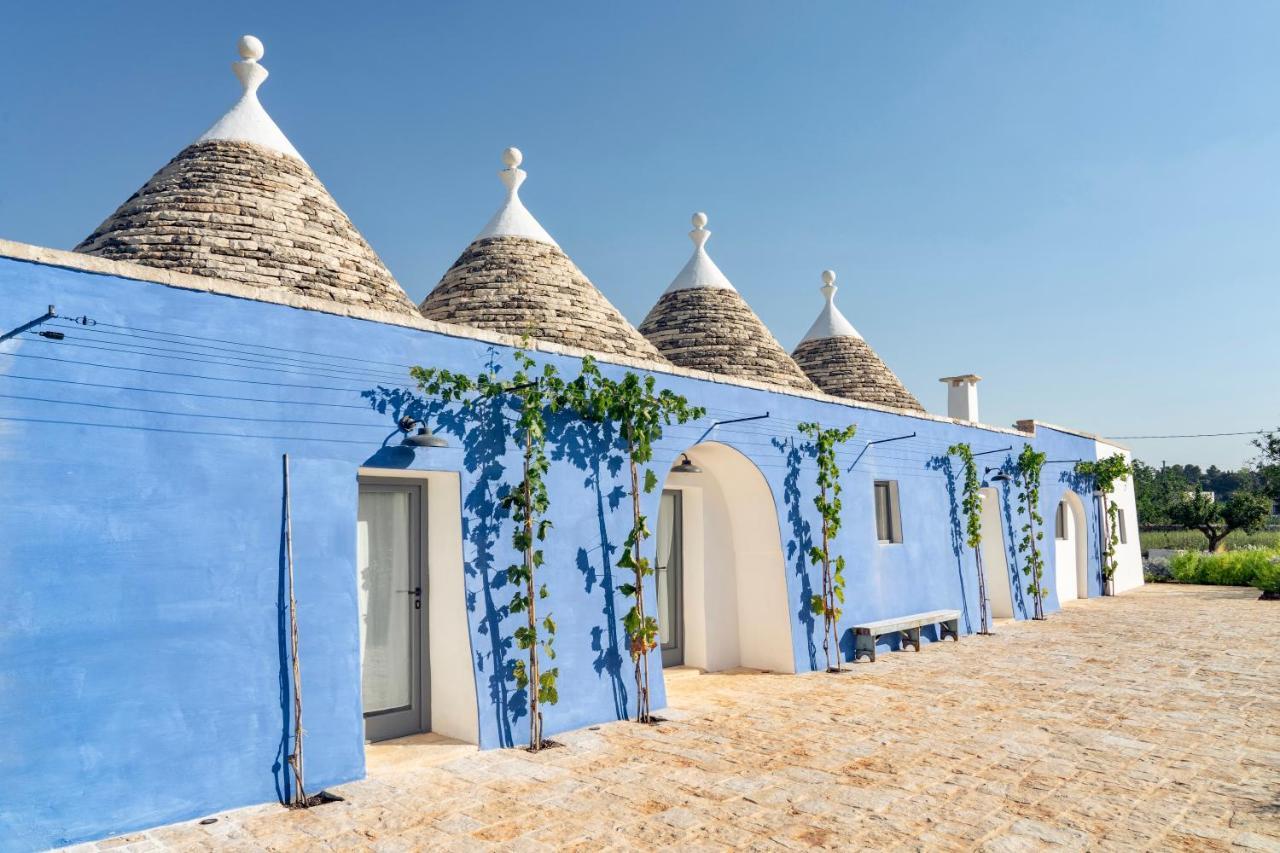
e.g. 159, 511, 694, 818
74, 585, 1279, 851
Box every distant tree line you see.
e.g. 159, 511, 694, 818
1133, 428, 1280, 552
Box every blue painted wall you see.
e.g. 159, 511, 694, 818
0, 257, 1105, 850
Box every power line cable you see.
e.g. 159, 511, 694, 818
1107, 430, 1269, 439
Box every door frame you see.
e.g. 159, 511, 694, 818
357, 476, 431, 742
659, 489, 685, 668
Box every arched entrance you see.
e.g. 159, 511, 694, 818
1054, 490, 1089, 604
657, 442, 794, 673
978, 487, 1015, 619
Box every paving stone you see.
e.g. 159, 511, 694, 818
76, 585, 1280, 851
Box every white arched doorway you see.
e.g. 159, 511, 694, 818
658, 442, 794, 674
1054, 490, 1089, 604
978, 487, 1015, 619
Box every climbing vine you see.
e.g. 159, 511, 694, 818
567, 357, 704, 723
1074, 455, 1132, 591
1015, 444, 1048, 620
948, 442, 990, 634
411, 349, 564, 750
797, 421, 858, 672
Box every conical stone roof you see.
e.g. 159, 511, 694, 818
419, 149, 664, 361
791, 270, 923, 411
638, 214, 817, 392
75, 36, 417, 317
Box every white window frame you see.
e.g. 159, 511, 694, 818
1055, 501, 1068, 540
1116, 507, 1128, 544
873, 480, 903, 544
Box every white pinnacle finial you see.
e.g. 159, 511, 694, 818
664, 210, 734, 293
231, 35, 269, 97
238, 35, 265, 61
689, 211, 711, 251
195, 34, 303, 160
821, 269, 837, 304
474, 147, 558, 245
798, 267, 861, 343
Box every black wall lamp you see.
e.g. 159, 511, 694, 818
983, 467, 1013, 486
671, 454, 702, 474
398, 416, 448, 448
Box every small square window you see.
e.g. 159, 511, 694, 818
1055, 502, 1068, 540
874, 480, 902, 544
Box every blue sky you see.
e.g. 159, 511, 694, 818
2, 2, 1276, 468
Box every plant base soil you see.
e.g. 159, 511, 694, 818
285, 791, 343, 810
524, 739, 564, 753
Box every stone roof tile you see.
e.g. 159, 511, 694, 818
420, 235, 666, 361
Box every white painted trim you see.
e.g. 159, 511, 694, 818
1093, 444, 1144, 594
1055, 490, 1089, 603
356, 468, 479, 744
798, 273, 861, 343
660, 443, 794, 675
978, 487, 1015, 619
660, 478, 704, 678
474, 155, 558, 246
663, 215, 735, 294
196, 39, 304, 161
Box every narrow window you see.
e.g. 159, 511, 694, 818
1116, 507, 1128, 544
1055, 501, 1068, 540
874, 480, 902, 544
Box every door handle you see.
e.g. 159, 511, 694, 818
396, 587, 423, 609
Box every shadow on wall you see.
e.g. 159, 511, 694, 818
274, 479, 293, 804
362, 351, 523, 747
361, 348, 640, 737
774, 436, 818, 671
551, 411, 629, 720
928, 454, 972, 635
992, 458, 1030, 620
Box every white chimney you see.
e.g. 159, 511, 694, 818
940, 374, 981, 423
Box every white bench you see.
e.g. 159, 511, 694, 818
852, 609, 961, 662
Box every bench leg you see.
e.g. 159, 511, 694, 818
854, 629, 877, 663
941, 618, 960, 642
900, 626, 921, 652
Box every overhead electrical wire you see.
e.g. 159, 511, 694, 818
2, 319, 1086, 468
1106, 430, 1270, 440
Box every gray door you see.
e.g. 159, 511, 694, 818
357, 481, 429, 742
656, 490, 684, 667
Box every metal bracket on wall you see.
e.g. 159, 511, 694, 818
972, 445, 1013, 458
698, 411, 769, 443
848, 431, 917, 471
0, 305, 56, 343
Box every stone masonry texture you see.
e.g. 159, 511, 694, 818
75, 140, 418, 316
70, 584, 1280, 851
419, 236, 667, 362
793, 335, 924, 412
639, 288, 818, 392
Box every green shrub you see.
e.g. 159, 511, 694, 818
1251, 560, 1280, 595
1170, 549, 1280, 587
1142, 529, 1280, 552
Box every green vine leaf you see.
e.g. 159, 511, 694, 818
798, 421, 858, 671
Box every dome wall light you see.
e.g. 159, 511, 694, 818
983, 467, 1013, 487
398, 416, 449, 449
671, 454, 702, 474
